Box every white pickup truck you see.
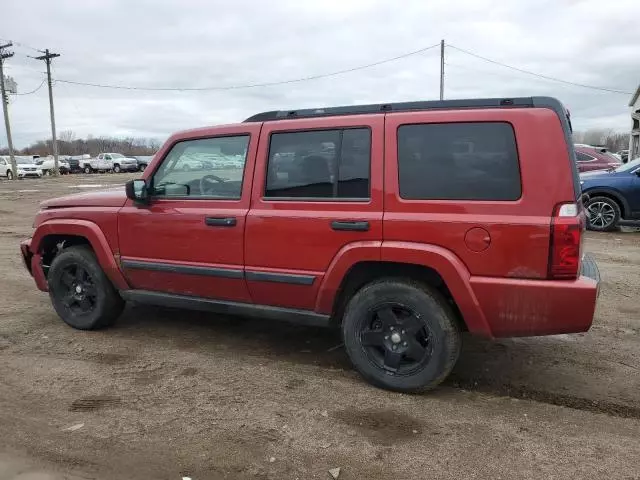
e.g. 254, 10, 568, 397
85, 153, 139, 173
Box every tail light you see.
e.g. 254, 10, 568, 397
548, 203, 583, 280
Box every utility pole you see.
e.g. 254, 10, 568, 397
0, 42, 17, 180
439, 39, 445, 101
34, 49, 60, 175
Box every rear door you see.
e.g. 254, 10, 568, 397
244, 115, 383, 310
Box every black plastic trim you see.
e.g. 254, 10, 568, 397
245, 270, 316, 285
120, 290, 330, 327
121, 260, 243, 279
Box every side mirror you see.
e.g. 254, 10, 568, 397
125, 179, 149, 204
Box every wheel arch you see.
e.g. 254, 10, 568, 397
316, 241, 492, 337
583, 188, 629, 218
32, 219, 129, 290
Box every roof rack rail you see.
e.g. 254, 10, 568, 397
243, 97, 537, 122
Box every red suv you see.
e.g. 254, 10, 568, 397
575, 144, 622, 172
20, 96, 600, 392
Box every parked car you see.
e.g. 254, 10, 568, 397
574, 144, 622, 173
66, 155, 91, 173
134, 156, 154, 172
17, 156, 45, 178
20, 96, 600, 393
0, 155, 12, 179
617, 149, 630, 163
86, 153, 138, 173
580, 158, 640, 231
36, 157, 70, 175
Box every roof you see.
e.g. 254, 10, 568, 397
243, 96, 567, 123
630, 84, 640, 107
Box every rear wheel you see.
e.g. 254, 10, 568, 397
586, 196, 621, 231
83, 165, 92, 174
342, 279, 461, 392
6, 170, 13, 180
139, 164, 146, 172
47, 246, 124, 330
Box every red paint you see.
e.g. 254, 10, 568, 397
244, 115, 385, 310
21, 103, 599, 339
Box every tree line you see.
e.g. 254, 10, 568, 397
572, 129, 629, 152
0, 130, 162, 157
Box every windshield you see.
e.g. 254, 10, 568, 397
615, 158, 640, 173
16, 157, 33, 165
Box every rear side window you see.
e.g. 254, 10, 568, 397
397, 122, 521, 201
265, 128, 370, 199
576, 152, 595, 162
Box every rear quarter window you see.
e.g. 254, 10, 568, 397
397, 122, 521, 201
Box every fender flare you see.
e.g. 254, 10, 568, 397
31, 219, 129, 290
316, 240, 492, 337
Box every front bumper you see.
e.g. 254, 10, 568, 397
18, 171, 42, 178
470, 254, 600, 337
20, 238, 48, 291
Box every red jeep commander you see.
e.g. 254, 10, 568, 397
21, 97, 600, 392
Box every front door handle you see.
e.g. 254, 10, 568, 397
205, 216, 237, 227
331, 220, 370, 232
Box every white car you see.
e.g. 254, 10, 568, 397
87, 153, 139, 173
35, 156, 71, 175
0, 156, 43, 179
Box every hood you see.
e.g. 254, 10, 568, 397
17, 163, 39, 169
41, 187, 127, 209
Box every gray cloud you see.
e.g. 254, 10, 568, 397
2, 0, 639, 148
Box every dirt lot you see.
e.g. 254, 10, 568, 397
0, 174, 639, 480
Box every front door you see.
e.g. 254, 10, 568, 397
118, 124, 261, 302
244, 115, 384, 311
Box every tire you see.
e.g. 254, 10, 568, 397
6, 170, 13, 180
113, 164, 121, 173
586, 196, 621, 232
43, 169, 51, 176
47, 245, 125, 330
84, 165, 92, 174
139, 164, 146, 172
342, 279, 461, 393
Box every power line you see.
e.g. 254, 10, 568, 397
11, 78, 47, 95
0, 37, 42, 53
53, 42, 441, 91
448, 44, 633, 95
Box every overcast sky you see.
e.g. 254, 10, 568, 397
2, 0, 639, 149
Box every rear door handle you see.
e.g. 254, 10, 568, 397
331, 220, 370, 232
205, 216, 237, 227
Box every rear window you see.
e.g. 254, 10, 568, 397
397, 122, 521, 201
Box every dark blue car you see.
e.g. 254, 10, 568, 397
580, 158, 640, 231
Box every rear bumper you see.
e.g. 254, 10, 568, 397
470, 254, 600, 337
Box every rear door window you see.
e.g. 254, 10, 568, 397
397, 122, 521, 201
265, 128, 371, 199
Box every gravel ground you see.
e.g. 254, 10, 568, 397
0, 174, 639, 480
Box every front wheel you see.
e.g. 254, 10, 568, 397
586, 196, 621, 232
113, 164, 121, 173
6, 170, 13, 180
47, 246, 124, 330
342, 279, 461, 393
